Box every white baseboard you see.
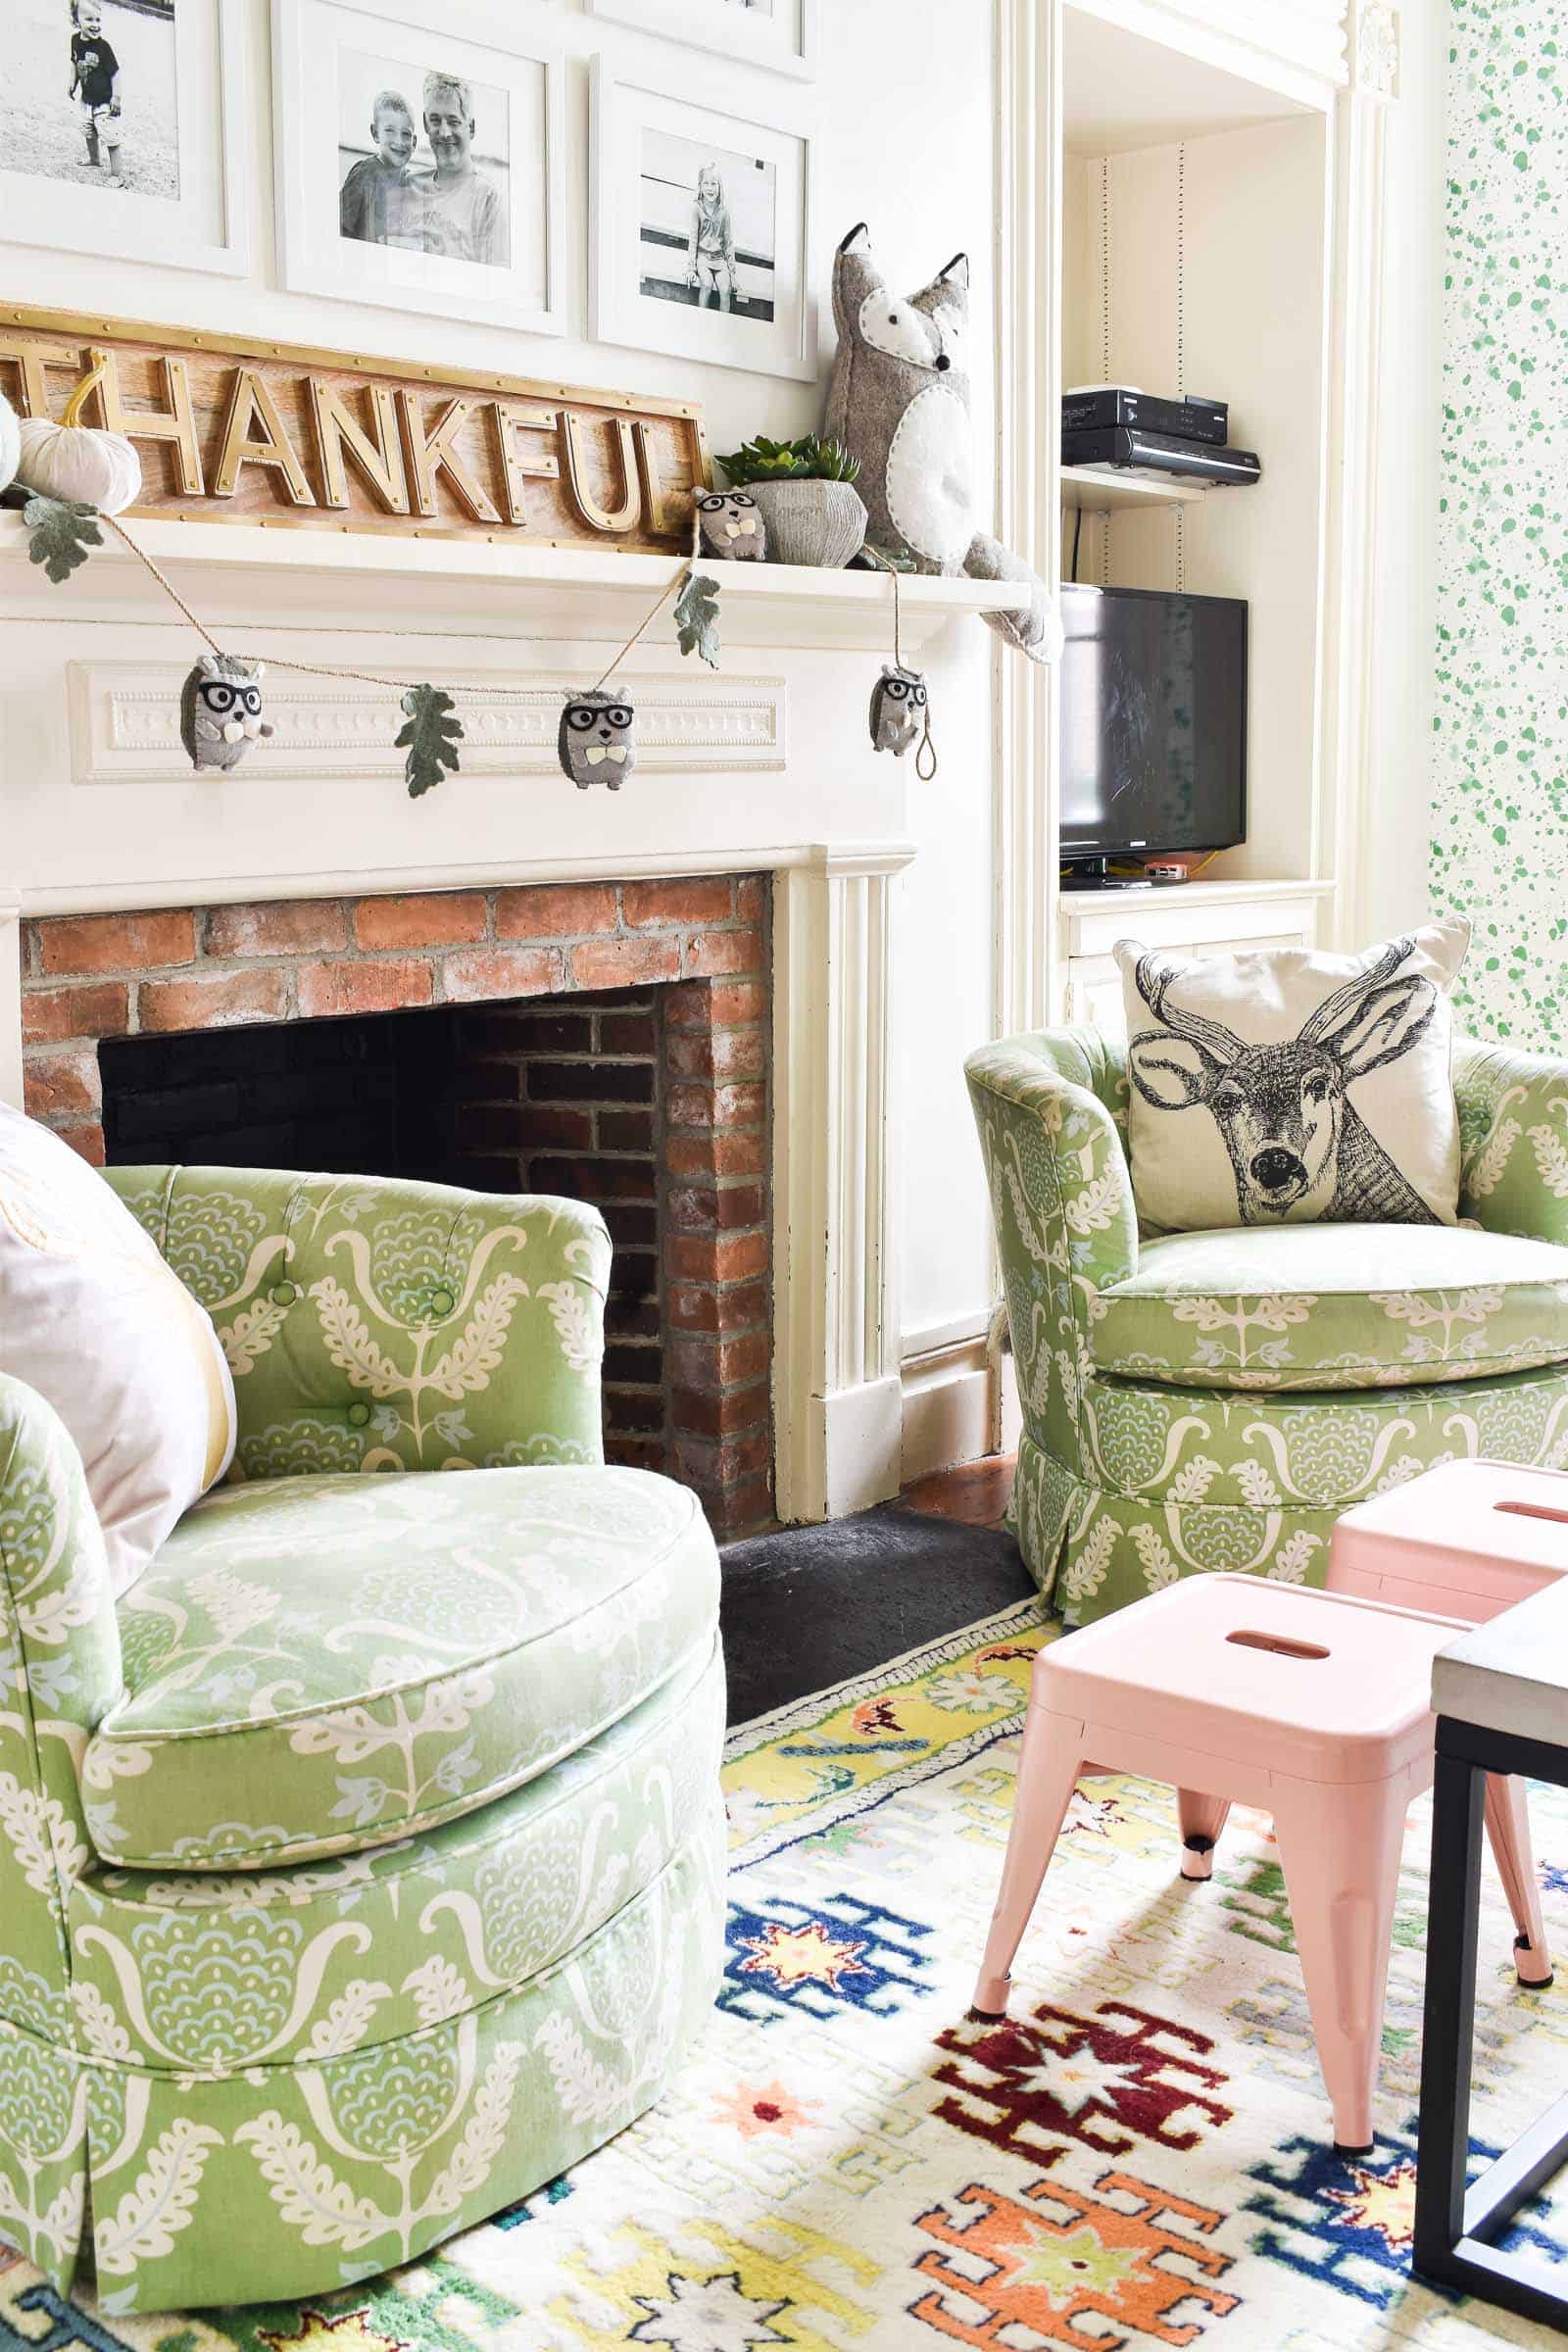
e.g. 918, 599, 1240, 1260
899, 1310, 1022, 1484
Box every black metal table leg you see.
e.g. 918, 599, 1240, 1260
1413, 1717, 1568, 2328
1414, 1746, 1485, 2282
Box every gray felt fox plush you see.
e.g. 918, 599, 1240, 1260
824, 222, 1061, 666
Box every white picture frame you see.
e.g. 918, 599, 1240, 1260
590, 60, 817, 383
0, 0, 249, 277
585, 0, 816, 81
271, 0, 567, 337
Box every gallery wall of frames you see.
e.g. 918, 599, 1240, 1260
0, 0, 821, 383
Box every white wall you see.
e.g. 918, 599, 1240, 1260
0, 0, 1004, 1467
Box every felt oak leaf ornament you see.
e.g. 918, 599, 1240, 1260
674, 570, 722, 668
397, 683, 463, 798
22, 491, 101, 583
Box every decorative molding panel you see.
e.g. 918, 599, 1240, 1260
66, 665, 786, 785
1352, 0, 1400, 99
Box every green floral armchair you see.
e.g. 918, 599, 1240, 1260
968, 1029, 1568, 1624
0, 1168, 724, 2313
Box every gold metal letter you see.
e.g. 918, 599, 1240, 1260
311, 379, 409, 514
0, 337, 61, 416
91, 348, 205, 496
399, 393, 501, 523
561, 413, 641, 534
214, 368, 316, 505
492, 401, 560, 527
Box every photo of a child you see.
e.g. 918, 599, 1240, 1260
336, 50, 511, 270
0, 0, 179, 199
639, 126, 776, 323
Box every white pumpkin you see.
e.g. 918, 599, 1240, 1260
14, 362, 141, 514
0, 390, 19, 494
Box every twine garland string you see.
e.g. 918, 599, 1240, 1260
98, 509, 702, 708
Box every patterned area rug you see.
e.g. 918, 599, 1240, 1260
6, 1596, 1568, 2351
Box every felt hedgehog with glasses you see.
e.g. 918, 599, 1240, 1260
868, 663, 928, 757
179, 652, 274, 773
558, 690, 637, 790
694, 487, 766, 562
825, 223, 1061, 666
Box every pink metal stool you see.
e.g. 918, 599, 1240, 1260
1330, 1459, 1566, 1988
971, 1573, 1538, 2155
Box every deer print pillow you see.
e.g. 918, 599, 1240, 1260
1113, 920, 1472, 1233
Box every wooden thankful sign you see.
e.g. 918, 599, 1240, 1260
0, 307, 710, 554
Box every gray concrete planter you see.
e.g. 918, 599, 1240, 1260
749, 478, 867, 568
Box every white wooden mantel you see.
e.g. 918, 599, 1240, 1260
0, 517, 1027, 1526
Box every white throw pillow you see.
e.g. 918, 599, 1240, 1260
0, 1105, 235, 1595
1114, 920, 1471, 1233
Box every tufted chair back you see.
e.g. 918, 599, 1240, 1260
106, 1166, 612, 1479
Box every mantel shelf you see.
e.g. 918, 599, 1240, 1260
1060, 465, 1209, 513
0, 515, 1029, 654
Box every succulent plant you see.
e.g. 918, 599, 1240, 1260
714, 433, 861, 488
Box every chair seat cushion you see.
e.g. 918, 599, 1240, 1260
1091, 1220, 1568, 1392
70, 1632, 723, 2071
84, 1464, 718, 1871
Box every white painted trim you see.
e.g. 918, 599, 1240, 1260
0, 910, 21, 1109
17, 840, 919, 920
1063, 0, 1348, 102
1322, 8, 1400, 947
771, 845, 913, 1521
992, 0, 1062, 1045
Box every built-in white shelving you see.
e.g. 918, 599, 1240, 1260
1060, 465, 1208, 513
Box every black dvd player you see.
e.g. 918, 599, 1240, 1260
1061, 387, 1228, 445
1061, 426, 1261, 485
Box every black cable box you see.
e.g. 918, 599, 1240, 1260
1061, 388, 1228, 445
1061, 427, 1261, 485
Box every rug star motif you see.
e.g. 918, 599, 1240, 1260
1322, 2159, 1417, 2251
257, 2308, 410, 2352
710, 2079, 821, 2140
1008, 2222, 1143, 2309
1010, 2043, 1145, 2119
628, 2269, 792, 2348
737, 1919, 868, 1989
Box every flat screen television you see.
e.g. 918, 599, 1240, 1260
1058, 583, 1248, 881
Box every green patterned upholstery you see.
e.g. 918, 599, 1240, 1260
969, 1028, 1568, 1624
107, 1166, 612, 1476
1092, 1221, 1568, 1391
0, 1166, 724, 2311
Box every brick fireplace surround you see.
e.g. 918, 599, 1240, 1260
20, 875, 772, 1537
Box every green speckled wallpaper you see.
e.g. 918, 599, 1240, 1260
1433, 0, 1567, 1043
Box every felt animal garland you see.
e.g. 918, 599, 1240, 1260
862, 551, 937, 778
4, 472, 721, 796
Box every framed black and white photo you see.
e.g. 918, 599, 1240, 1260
0, 0, 248, 274
591, 64, 815, 381
585, 0, 816, 81
271, 0, 566, 335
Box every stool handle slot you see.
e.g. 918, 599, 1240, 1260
1226, 1630, 1330, 1661
1495, 1499, 1568, 1528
